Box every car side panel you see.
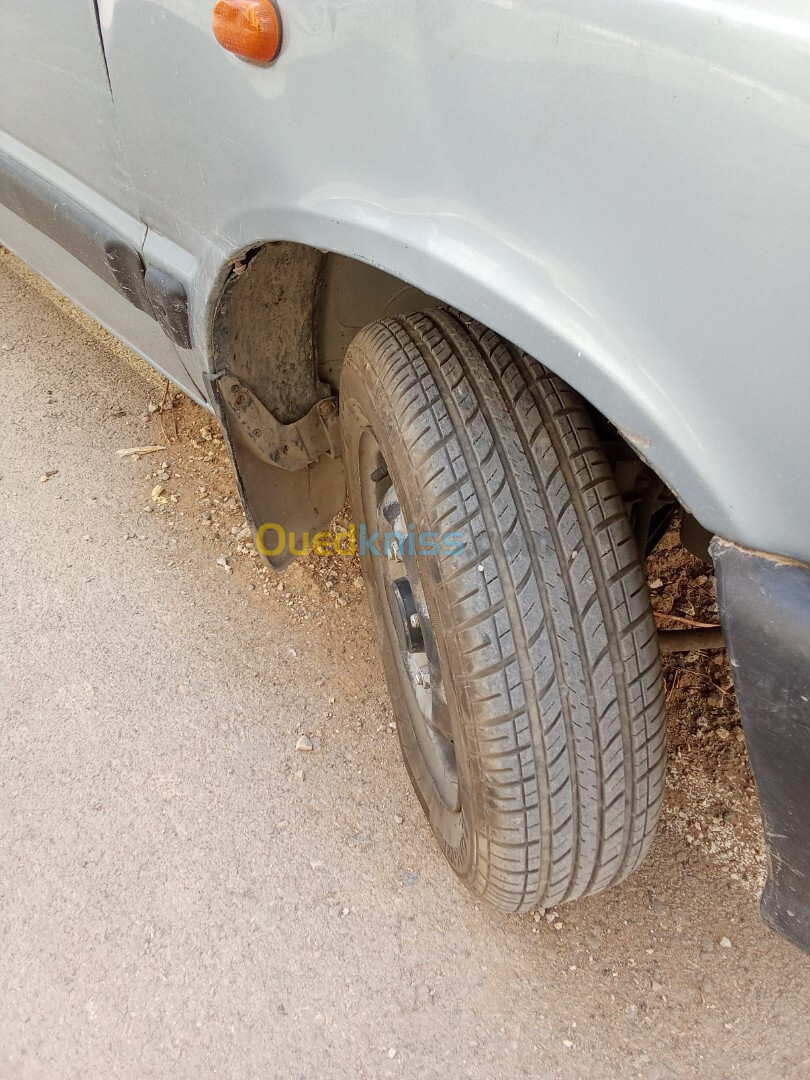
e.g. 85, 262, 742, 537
102, 1, 810, 560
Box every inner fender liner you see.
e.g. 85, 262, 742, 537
712, 537, 810, 955
210, 242, 346, 568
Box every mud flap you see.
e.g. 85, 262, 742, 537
712, 538, 810, 954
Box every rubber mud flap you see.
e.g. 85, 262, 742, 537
712, 538, 810, 954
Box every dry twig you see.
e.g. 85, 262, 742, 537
655, 612, 720, 629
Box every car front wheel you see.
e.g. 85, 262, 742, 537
340, 309, 666, 911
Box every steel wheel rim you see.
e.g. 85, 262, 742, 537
359, 429, 460, 811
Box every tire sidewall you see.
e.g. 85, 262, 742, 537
340, 341, 482, 882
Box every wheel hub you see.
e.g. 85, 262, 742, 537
390, 578, 425, 654
359, 436, 459, 811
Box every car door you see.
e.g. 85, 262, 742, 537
0, 0, 202, 396
0, 1, 131, 209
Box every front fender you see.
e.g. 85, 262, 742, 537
104, 0, 810, 561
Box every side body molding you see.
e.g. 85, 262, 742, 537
0, 147, 191, 349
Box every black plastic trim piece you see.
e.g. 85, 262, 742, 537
712, 538, 810, 955
0, 146, 152, 313
0, 147, 192, 348
144, 265, 191, 349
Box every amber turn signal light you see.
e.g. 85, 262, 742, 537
212, 0, 282, 64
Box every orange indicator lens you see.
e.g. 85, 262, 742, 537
212, 0, 282, 64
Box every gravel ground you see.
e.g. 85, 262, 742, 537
1, 247, 808, 1079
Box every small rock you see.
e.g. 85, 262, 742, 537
148, 403, 160, 414
353, 576, 364, 589
393, 814, 403, 825
216, 554, 230, 569
562, 1040, 574, 1049
295, 735, 314, 752
715, 726, 730, 740
652, 981, 664, 993
720, 936, 732, 949
649, 578, 664, 590
388, 1048, 396, 1059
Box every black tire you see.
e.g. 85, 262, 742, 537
340, 309, 666, 911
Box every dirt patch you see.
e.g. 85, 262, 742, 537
133, 385, 767, 895
647, 522, 765, 891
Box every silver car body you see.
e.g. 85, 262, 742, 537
1, 0, 808, 562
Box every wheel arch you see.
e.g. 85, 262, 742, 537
206, 240, 443, 566
205, 229, 715, 562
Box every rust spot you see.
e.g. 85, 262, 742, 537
617, 426, 653, 450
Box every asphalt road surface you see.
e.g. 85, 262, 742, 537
1, 248, 808, 1079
